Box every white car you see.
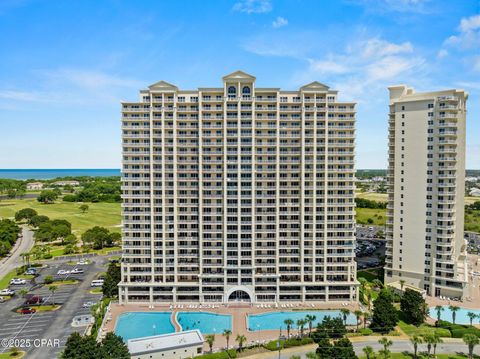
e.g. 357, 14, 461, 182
71, 268, 84, 274
82, 301, 95, 308
0, 289, 14, 296
57, 269, 71, 275
0, 296, 5, 303
10, 278, 26, 285
77, 260, 88, 265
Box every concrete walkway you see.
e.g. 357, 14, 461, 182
0, 226, 35, 279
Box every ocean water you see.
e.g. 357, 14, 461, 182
0, 169, 120, 180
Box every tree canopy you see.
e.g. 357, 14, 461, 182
400, 288, 427, 325
370, 288, 398, 333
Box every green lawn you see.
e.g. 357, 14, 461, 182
359, 354, 476, 359
0, 268, 34, 290
356, 207, 387, 226
356, 192, 388, 202
0, 352, 25, 359
397, 320, 451, 338
0, 198, 121, 236
49, 279, 78, 286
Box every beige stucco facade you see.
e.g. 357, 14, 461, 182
119, 71, 358, 304
385, 85, 469, 299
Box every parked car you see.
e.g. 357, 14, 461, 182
0, 289, 15, 296
25, 296, 44, 305
19, 307, 36, 315
10, 278, 26, 285
71, 268, 84, 274
82, 301, 95, 308
0, 296, 5, 303
90, 280, 104, 287
57, 269, 71, 275
25, 268, 37, 275
77, 260, 88, 265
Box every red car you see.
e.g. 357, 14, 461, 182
25, 296, 43, 305
19, 307, 36, 314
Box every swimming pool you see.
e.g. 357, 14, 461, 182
177, 312, 232, 334
429, 306, 480, 325
248, 310, 357, 331
115, 312, 175, 341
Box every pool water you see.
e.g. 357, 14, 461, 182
115, 312, 175, 341
177, 312, 232, 334
248, 310, 357, 331
429, 306, 480, 325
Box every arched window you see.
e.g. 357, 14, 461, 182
227, 86, 236, 94
242, 86, 251, 94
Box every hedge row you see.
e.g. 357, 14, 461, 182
264, 337, 314, 351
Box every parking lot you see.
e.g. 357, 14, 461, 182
355, 225, 386, 269
0, 258, 107, 358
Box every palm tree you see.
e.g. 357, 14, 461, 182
284, 319, 293, 338
449, 305, 460, 324
305, 314, 316, 336
410, 335, 423, 359
431, 333, 443, 358
19, 289, 29, 298
423, 334, 434, 357
399, 279, 406, 293
372, 279, 383, 289
435, 305, 444, 323
236, 334, 246, 352
297, 319, 306, 337
378, 337, 392, 352
205, 334, 215, 353
48, 285, 57, 305
20, 252, 31, 268
354, 310, 363, 331
362, 346, 374, 359
467, 312, 477, 327
367, 291, 373, 310
363, 312, 370, 329
340, 308, 350, 326
463, 333, 480, 359
223, 329, 232, 350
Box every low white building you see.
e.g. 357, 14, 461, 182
128, 330, 204, 359
469, 188, 480, 197
26, 182, 44, 190
53, 180, 79, 186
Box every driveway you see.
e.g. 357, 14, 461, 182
0, 227, 35, 279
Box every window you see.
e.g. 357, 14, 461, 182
228, 86, 236, 95
242, 86, 251, 94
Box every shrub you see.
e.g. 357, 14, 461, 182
44, 275, 53, 284
62, 195, 78, 202
451, 328, 480, 338
435, 328, 452, 338
264, 337, 313, 351
358, 328, 373, 336
194, 349, 237, 359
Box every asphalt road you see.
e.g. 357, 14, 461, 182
0, 227, 35, 279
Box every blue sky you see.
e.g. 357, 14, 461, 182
0, 0, 479, 169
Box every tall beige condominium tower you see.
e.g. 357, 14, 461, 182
385, 85, 469, 298
119, 71, 358, 304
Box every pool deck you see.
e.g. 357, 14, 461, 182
105, 301, 360, 350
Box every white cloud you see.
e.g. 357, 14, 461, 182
360, 38, 413, 58
233, 0, 272, 14
437, 49, 448, 58
459, 14, 480, 32
444, 14, 480, 49
0, 69, 142, 107
292, 37, 425, 101
272, 16, 288, 28
307, 59, 349, 75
